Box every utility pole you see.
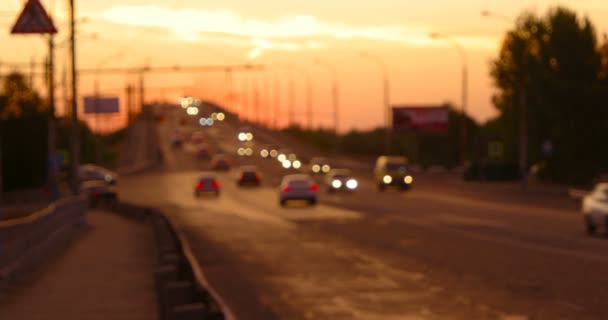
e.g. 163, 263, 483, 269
225, 69, 233, 115
305, 72, 312, 130
273, 73, 280, 129
94, 77, 100, 164
0, 61, 3, 204
460, 63, 469, 165
253, 76, 260, 125
30, 56, 35, 87
69, 0, 80, 195
519, 81, 528, 190
126, 84, 133, 125
47, 34, 60, 199
288, 69, 295, 127
139, 69, 145, 118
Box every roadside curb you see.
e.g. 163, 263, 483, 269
102, 200, 235, 320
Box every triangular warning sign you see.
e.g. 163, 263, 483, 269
11, 0, 57, 34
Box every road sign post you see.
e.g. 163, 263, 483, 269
10, 0, 59, 200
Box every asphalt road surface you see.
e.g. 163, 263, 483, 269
118, 107, 608, 320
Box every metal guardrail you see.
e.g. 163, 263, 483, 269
106, 201, 234, 320
0, 196, 88, 284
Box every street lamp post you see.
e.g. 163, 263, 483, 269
314, 59, 340, 148
47, 34, 59, 199
359, 52, 391, 155
429, 33, 469, 165
69, 0, 80, 195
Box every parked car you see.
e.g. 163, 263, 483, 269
582, 183, 608, 234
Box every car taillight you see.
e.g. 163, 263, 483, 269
282, 186, 290, 193
310, 184, 318, 192
196, 181, 205, 189
254, 173, 260, 181
212, 181, 220, 188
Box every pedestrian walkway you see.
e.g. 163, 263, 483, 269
0, 210, 158, 320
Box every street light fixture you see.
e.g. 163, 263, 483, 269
429, 32, 469, 165
359, 51, 391, 155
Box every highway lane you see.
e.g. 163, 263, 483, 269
117, 106, 608, 319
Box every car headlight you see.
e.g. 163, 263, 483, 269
346, 179, 358, 190
238, 133, 246, 141
282, 160, 292, 169
246, 133, 253, 141
331, 180, 342, 189
404, 175, 413, 184
245, 148, 253, 156
105, 174, 113, 183
312, 164, 320, 173
270, 150, 278, 158
322, 165, 331, 173
293, 160, 302, 169
278, 154, 287, 162
383, 175, 392, 184
237, 148, 245, 156
260, 150, 269, 158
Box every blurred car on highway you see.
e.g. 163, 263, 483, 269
279, 174, 318, 206
194, 174, 220, 197
171, 131, 184, 149
582, 182, 608, 234
190, 130, 206, 144
236, 165, 262, 187
211, 154, 232, 171
280, 153, 302, 170
195, 144, 213, 160
237, 126, 254, 142
325, 169, 358, 193
310, 157, 331, 174
259, 144, 279, 159
78, 164, 118, 185
237, 142, 254, 157
374, 156, 413, 191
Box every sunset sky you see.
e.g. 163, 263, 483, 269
2, 0, 608, 132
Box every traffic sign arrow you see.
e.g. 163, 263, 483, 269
11, 0, 57, 34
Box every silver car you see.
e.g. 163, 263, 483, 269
279, 174, 318, 206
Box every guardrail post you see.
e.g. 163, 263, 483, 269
163, 281, 194, 320
155, 264, 178, 319
171, 303, 208, 320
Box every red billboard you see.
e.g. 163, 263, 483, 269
392, 105, 449, 132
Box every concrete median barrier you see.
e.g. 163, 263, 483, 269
103, 200, 234, 320
0, 196, 88, 288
